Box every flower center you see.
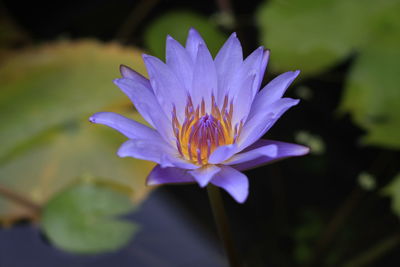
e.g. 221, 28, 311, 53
172, 95, 243, 165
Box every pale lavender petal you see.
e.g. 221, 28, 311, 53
226, 143, 278, 165
166, 157, 200, 170
231, 73, 257, 124
229, 47, 265, 124
143, 54, 187, 121
185, 28, 206, 61
89, 112, 160, 140
166, 35, 193, 91
238, 98, 300, 150
191, 44, 218, 111
231, 139, 310, 171
119, 65, 149, 87
248, 70, 300, 121
256, 49, 270, 91
214, 33, 243, 104
211, 166, 249, 203
147, 165, 195, 185
114, 78, 174, 143
117, 139, 175, 167
117, 139, 198, 169
208, 144, 238, 164
232, 47, 264, 96
189, 165, 221, 187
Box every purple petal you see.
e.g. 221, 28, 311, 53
208, 144, 238, 164
228, 47, 265, 123
114, 78, 174, 143
143, 54, 187, 121
231, 139, 310, 171
191, 44, 218, 111
117, 139, 198, 169
232, 47, 264, 96
211, 166, 249, 203
147, 165, 195, 185
214, 33, 243, 104
166, 35, 193, 91
117, 139, 175, 167
257, 49, 270, 90
189, 165, 221, 187
185, 28, 206, 61
89, 112, 160, 140
226, 143, 278, 165
119, 65, 149, 86
248, 70, 300, 121
231, 73, 257, 124
239, 98, 300, 150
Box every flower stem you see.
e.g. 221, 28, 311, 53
207, 184, 242, 267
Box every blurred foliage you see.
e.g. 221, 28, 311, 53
293, 210, 323, 265
258, 0, 400, 149
340, 24, 400, 148
144, 11, 226, 59
0, 40, 154, 251
42, 181, 138, 254
357, 172, 376, 191
295, 130, 325, 155
383, 173, 400, 218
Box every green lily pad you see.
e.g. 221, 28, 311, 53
0, 41, 155, 221
256, 0, 397, 76
339, 10, 400, 148
41, 181, 138, 254
0, 40, 147, 162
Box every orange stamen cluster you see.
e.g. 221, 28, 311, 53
172, 95, 243, 165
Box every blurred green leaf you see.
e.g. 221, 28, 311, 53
144, 11, 226, 59
0, 41, 154, 221
295, 130, 325, 155
42, 181, 138, 254
256, 0, 397, 76
339, 12, 400, 148
0, 40, 147, 161
382, 173, 400, 217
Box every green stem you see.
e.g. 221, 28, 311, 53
207, 184, 242, 267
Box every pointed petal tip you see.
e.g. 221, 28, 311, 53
88, 113, 100, 123
228, 32, 237, 39
298, 145, 311, 155
119, 64, 128, 73
146, 179, 158, 186
112, 78, 121, 85
188, 27, 199, 34
236, 194, 248, 204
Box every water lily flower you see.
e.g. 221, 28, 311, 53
90, 28, 309, 203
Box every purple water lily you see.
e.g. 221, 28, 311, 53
90, 28, 309, 203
